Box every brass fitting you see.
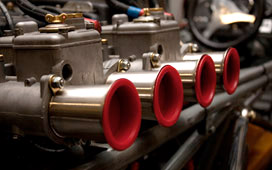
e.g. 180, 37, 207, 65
143, 8, 151, 16
45, 13, 83, 23
149, 8, 164, 12
101, 39, 108, 45
45, 13, 68, 24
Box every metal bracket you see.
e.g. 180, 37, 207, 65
40, 75, 73, 146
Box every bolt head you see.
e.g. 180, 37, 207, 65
151, 53, 160, 62
119, 59, 131, 71
51, 76, 64, 89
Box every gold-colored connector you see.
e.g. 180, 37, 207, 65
45, 13, 83, 23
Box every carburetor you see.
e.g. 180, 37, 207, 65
102, 8, 180, 61
0, 13, 143, 151
0, 12, 185, 150
101, 8, 241, 107
0, 13, 104, 85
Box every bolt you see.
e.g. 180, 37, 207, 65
101, 39, 108, 45
118, 59, 131, 72
208, 126, 216, 134
51, 76, 64, 89
189, 43, 199, 53
6, 2, 14, 10
151, 53, 160, 63
248, 110, 256, 120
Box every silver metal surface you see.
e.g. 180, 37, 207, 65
161, 60, 198, 101
182, 52, 225, 73
181, 50, 233, 92
127, 58, 198, 101
50, 84, 112, 120
101, 17, 180, 61
0, 21, 104, 85
0, 81, 124, 141
106, 71, 158, 119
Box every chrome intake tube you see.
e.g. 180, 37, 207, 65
161, 55, 216, 107
182, 48, 240, 94
0, 78, 142, 151
107, 65, 184, 127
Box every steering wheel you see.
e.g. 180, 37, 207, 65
187, 0, 265, 50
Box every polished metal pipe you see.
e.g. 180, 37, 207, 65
107, 65, 184, 127
0, 79, 142, 151
161, 55, 216, 107
182, 48, 240, 94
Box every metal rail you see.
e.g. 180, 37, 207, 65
162, 131, 206, 170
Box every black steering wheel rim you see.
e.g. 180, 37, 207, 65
187, 0, 265, 50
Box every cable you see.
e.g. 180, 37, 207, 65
16, 0, 55, 23
39, 5, 63, 14
105, 0, 142, 18
105, 0, 129, 13
0, 1, 14, 31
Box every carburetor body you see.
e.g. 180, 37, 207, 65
102, 13, 180, 61
0, 15, 104, 85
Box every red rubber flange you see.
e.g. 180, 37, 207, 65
223, 48, 240, 94
153, 65, 184, 127
103, 78, 141, 150
195, 55, 217, 107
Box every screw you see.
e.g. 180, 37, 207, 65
151, 53, 160, 63
51, 76, 64, 89
118, 59, 131, 72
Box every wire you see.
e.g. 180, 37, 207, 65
105, 0, 129, 13
39, 5, 63, 14
16, 0, 55, 23
0, 1, 14, 31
